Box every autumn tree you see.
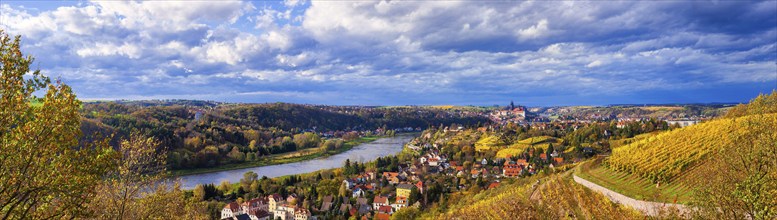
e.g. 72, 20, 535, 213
241, 171, 259, 190
693, 114, 777, 220
87, 133, 207, 219
0, 30, 115, 219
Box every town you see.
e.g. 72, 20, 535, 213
213, 101, 711, 220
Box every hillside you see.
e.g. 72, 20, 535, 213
429, 172, 644, 219
577, 92, 777, 218
79, 102, 488, 171
605, 91, 776, 184
491, 136, 563, 158
607, 113, 777, 183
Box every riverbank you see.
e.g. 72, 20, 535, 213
171, 135, 386, 177
178, 134, 417, 189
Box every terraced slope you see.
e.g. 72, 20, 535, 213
607, 113, 777, 183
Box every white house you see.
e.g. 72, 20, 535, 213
391, 196, 407, 212
352, 187, 365, 198
221, 202, 244, 219
372, 195, 389, 210
267, 194, 285, 212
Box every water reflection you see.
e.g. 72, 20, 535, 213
178, 134, 416, 189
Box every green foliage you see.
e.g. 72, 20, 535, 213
80, 101, 486, 170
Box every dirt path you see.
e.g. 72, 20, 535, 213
573, 174, 691, 217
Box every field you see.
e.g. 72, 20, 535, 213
576, 158, 694, 204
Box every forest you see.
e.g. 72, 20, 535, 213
79, 101, 488, 170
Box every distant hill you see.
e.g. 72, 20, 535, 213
78, 101, 488, 170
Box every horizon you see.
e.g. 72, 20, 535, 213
77, 97, 747, 108
2, 0, 776, 106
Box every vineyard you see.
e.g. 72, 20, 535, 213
474, 134, 501, 151
607, 113, 777, 183
433, 175, 642, 219
495, 136, 562, 158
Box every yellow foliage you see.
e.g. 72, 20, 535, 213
725, 91, 777, 118
475, 134, 500, 151
496, 148, 525, 158
608, 113, 777, 183
433, 175, 642, 219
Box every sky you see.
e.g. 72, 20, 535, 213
1, 0, 776, 106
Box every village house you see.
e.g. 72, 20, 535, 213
382, 172, 400, 184
373, 195, 389, 210
273, 204, 311, 220
375, 212, 391, 220
343, 179, 356, 189
396, 183, 414, 198
415, 181, 424, 194
377, 205, 394, 214
273, 204, 294, 220
352, 186, 366, 198
247, 209, 271, 220
267, 194, 285, 212
503, 160, 523, 177
319, 195, 333, 212
293, 208, 311, 220
221, 202, 244, 219
286, 194, 298, 204
242, 197, 269, 213
392, 196, 408, 211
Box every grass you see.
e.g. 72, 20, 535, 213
171, 135, 384, 176
575, 158, 694, 204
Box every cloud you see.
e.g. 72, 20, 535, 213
0, 0, 774, 105
517, 19, 549, 40
76, 42, 141, 59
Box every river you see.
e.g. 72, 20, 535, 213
178, 134, 417, 189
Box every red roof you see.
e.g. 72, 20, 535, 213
488, 182, 501, 189
224, 202, 240, 212
268, 194, 283, 202
375, 213, 391, 220
378, 205, 393, 213
383, 172, 399, 178
373, 195, 388, 204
